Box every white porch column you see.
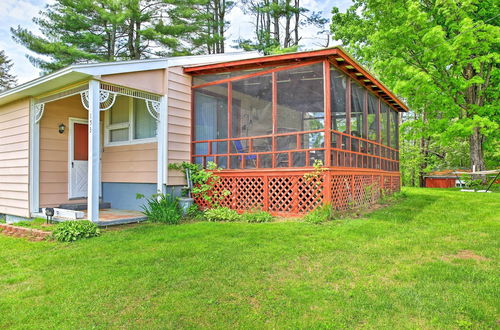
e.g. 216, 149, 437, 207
29, 98, 40, 214
157, 96, 168, 195
87, 80, 101, 222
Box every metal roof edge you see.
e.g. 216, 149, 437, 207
0, 51, 260, 105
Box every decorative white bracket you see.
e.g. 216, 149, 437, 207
146, 100, 161, 121
80, 89, 117, 111
34, 103, 45, 124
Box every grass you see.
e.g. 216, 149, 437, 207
8, 218, 56, 232
0, 188, 498, 328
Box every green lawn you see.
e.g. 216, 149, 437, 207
0, 188, 498, 329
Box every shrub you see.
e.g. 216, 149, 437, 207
204, 207, 240, 222
240, 210, 274, 223
137, 193, 181, 225
184, 204, 204, 220
304, 204, 335, 224
52, 220, 100, 242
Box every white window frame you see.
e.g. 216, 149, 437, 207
104, 97, 158, 147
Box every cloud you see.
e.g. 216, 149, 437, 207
0, 0, 51, 83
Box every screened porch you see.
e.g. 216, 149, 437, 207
191, 60, 400, 172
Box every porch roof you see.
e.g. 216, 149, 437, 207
184, 46, 409, 113
0, 51, 260, 107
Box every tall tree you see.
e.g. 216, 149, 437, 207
237, 0, 328, 54
190, 0, 236, 54
0, 50, 17, 91
331, 0, 499, 178
11, 0, 203, 73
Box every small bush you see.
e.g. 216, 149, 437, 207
138, 193, 181, 225
204, 207, 240, 222
304, 204, 335, 224
184, 204, 205, 221
240, 210, 274, 223
52, 220, 100, 242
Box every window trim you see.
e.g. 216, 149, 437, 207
104, 97, 158, 147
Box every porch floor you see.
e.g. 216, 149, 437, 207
85, 209, 147, 226
47, 209, 147, 227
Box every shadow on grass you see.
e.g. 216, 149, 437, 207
365, 188, 444, 223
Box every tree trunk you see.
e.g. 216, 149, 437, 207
272, 0, 280, 44
294, 0, 300, 45
127, 19, 135, 59
469, 127, 486, 181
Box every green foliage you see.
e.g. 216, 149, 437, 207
0, 188, 499, 328
303, 159, 327, 182
204, 207, 240, 222
303, 204, 335, 224
52, 220, 100, 242
137, 193, 181, 225
10, 218, 54, 232
331, 0, 500, 180
10, 0, 210, 72
0, 50, 16, 91
169, 162, 230, 207
237, 0, 328, 54
184, 204, 204, 219
240, 210, 274, 223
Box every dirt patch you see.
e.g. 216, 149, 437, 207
442, 250, 489, 262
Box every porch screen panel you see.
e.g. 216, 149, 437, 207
276, 62, 324, 167
380, 102, 389, 145
193, 84, 228, 164
330, 67, 347, 132
350, 82, 366, 139
391, 110, 399, 149
276, 63, 324, 134
367, 92, 378, 141
231, 74, 272, 168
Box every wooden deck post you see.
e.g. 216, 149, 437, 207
87, 80, 100, 222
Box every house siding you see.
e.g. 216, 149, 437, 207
0, 99, 30, 217
39, 95, 88, 208
167, 66, 191, 186
101, 143, 157, 183
101, 69, 165, 95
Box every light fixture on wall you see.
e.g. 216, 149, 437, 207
58, 123, 66, 134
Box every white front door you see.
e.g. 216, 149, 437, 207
69, 119, 88, 199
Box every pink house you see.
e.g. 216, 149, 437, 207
0, 48, 406, 224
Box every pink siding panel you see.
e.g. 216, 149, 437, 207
167, 66, 191, 185
101, 70, 166, 95
0, 98, 30, 218
102, 143, 157, 183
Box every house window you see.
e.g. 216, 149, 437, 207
105, 95, 157, 146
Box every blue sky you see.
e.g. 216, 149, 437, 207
1, 0, 352, 84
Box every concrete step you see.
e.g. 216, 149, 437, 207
58, 201, 111, 211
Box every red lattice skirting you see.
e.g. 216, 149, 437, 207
195, 169, 401, 216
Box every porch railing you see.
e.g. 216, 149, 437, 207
192, 129, 399, 172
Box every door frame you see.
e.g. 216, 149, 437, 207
68, 117, 89, 199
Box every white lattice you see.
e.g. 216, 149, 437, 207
34, 103, 45, 124
80, 90, 117, 111
146, 99, 161, 121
